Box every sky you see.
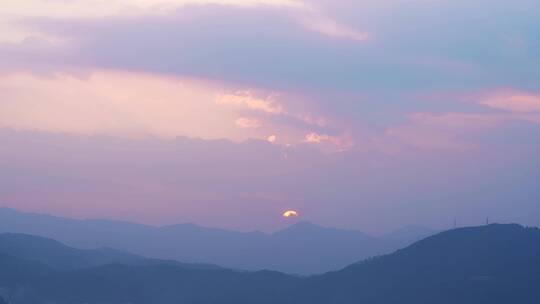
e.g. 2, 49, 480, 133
0, 0, 539, 234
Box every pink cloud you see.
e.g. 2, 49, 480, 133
0, 70, 247, 140
235, 117, 262, 128
300, 14, 369, 41
302, 132, 355, 152
216, 91, 285, 114
0, 69, 347, 151
481, 91, 540, 113
304, 132, 331, 143
267, 134, 277, 143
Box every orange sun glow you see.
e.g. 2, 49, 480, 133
282, 210, 299, 218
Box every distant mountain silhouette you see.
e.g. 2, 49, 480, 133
0, 233, 219, 270
0, 235, 298, 304
0, 208, 431, 274
0, 223, 538, 303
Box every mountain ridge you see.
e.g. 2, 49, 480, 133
0, 207, 432, 274
0, 232, 221, 270
0, 223, 539, 303
280, 223, 540, 304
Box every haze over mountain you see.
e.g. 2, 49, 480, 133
0, 208, 435, 274
0, 240, 297, 304
0, 224, 538, 304
0, 233, 219, 271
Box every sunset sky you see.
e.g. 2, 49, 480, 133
1, 0, 539, 233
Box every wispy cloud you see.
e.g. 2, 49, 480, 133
235, 117, 262, 128
304, 132, 330, 143
0, 0, 305, 18
0, 70, 347, 148
216, 91, 284, 114
300, 14, 369, 41
481, 91, 540, 113
0, 70, 240, 139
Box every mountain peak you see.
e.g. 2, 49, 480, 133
284, 221, 322, 230
274, 221, 373, 241
275, 221, 335, 235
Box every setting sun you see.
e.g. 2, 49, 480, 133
282, 210, 299, 218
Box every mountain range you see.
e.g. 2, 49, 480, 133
0, 223, 538, 303
0, 207, 435, 274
